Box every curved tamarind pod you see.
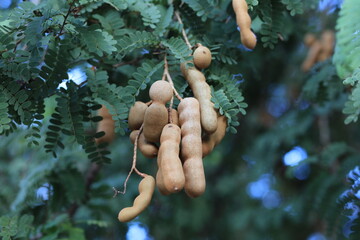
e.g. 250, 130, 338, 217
202, 115, 227, 157
178, 97, 205, 198
301, 40, 322, 72
318, 30, 335, 61
193, 45, 212, 69
170, 108, 179, 126
156, 167, 171, 195
143, 102, 169, 143
232, 0, 257, 49
182, 66, 218, 133
304, 33, 317, 47
96, 105, 115, 144
129, 130, 158, 158
118, 175, 155, 222
128, 101, 148, 130
159, 124, 185, 193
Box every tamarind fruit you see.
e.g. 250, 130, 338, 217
232, 0, 257, 49
156, 168, 171, 195
301, 38, 322, 72
130, 130, 158, 158
202, 115, 227, 157
193, 45, 212, 69
181, 63, 218, 134
96, 105, 115, 144
178, 97, 206, 198
158, 123, 185, 193
143, 80, 173, 143
118, 175, 155, 222
318, 30, 335, 61
128, 101, 148, 130
170, 108, 179, 126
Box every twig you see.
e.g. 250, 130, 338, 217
174, 11, 192, 50
163, 55, 183, 101
113, 58, 141, 68
113, 125, 146, 197
57, 0, 76, 38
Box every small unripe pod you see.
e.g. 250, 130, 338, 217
128, 101, 148, 130
193, 45, 212, 69
130, 130, 158, 158
149, 80, 173, 104
118, 175, 155, 222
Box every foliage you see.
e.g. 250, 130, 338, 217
1, 0, 360, 239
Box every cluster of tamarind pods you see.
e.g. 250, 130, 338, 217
301, 30, 335, 72
96, 44, 228, 222
94, 0, 256, 223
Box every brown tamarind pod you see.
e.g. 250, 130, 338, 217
96, 105, 115, 144
156, 165, 171, 196
302, 40, 322, 72
159, 124, 185, 193
193, 45, 212, 69
130, 130, 158, 158
178, 97, 205, 198
304, 33, 317, 47
118, 175, 155, 222
232, 0, 257, 49
149, 80, 173, 104
317, 30, 335, 61
202, 115, 227, 157
143, 102, 169, 143
128, 101, 148, 130
181, 64, 218, 134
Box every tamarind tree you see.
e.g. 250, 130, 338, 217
1, 0, 360, 239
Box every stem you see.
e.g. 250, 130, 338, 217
113, 125, 146, 197
174, 11, 192, 50
57, 0, 76, 38
163, 55, 183, 101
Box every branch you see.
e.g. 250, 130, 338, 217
174, 11, 192, 50
57, 0, 76, 38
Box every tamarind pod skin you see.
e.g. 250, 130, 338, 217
118, 175, 155, 222
156, 168, 171, 195
149, 80, 173, 104
185, 68, 218, 133
178, 98, 206, 198
143, 102, 169, 143
159, 124, 185, 193
193, 45, 212, 69
96, 118, 115, 144
129, 130, 158, 158
170, 108, 179, 126
232, 0, 257, 49
304, 33, 316, 47
301, 40, 322, 72
98, 105, 112, 120
128, 101, 148, 130
202, 115, 227, 157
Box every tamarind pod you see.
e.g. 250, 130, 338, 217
159, 124, 185, 193
143, 102, 169, 143
149, 80, 173, 104
96, 109, 115, 145
129, 130, 158, 158
128, 101, 148, 130
304, 33, 316, 47
202, 115, 227, 157
178, 97, 205, 198
193, 45, 212, 69
184, 68, 218, 134
318, 30, 335, 61
301, 40, 322, 72
118, 175, 155, 222
232, 0, 257, 49
156, 168, 171, 195
170, 108, 179, 126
